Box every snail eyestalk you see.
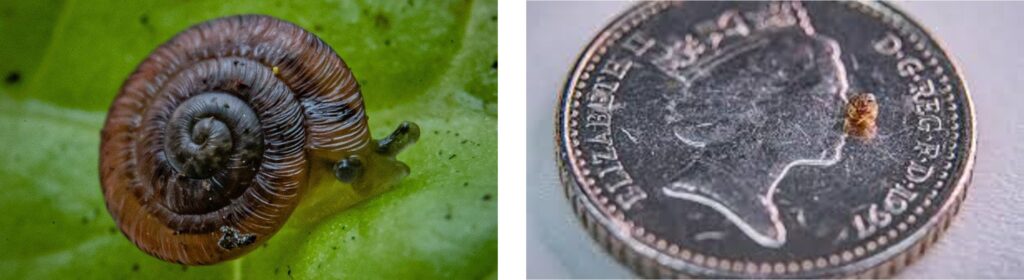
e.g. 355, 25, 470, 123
377, 121, 420, 157
334, 155, 364, 183
333, 121, 420, 193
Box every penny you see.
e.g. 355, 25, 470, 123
556, 1, 975, 278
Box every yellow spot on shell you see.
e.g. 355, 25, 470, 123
272, 66, 280, 75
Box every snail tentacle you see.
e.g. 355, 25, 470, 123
377, 121, 421, 157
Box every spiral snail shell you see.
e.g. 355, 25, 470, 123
99, 15, 419, 265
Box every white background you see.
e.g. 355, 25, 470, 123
526, 1, 1024, 278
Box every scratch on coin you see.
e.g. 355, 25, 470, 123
849, 53, 860, 70
673, 131, 707, 148
620, 128, 639, 143
834, 229, 849, 244
795, 208, 807, 227
687, 212, 704, 220
793, 124, 812, 146
694, 231, 726, 241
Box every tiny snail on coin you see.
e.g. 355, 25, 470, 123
99, 15, 419, 265
845, 93, 879, 139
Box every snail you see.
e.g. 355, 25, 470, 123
99, 14, 419, 265
844, 93, 879, 139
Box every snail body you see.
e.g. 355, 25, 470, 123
100, 15, 418, 265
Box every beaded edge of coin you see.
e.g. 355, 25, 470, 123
554, 1, 977, 278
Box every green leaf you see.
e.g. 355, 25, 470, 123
0, 0, 496, 279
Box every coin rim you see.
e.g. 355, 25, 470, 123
554, 1, 977, 278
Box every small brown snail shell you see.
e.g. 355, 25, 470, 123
844, 93, 878, 139
99, 15, 419, 265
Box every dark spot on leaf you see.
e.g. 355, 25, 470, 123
109, 226, 117, 234
461, 139, 468, 144
491, 60, 498, 70
374, 14, 390, 30
448, 154, 457, 160
131, 263, 140, 272
287, 265, 293, 279
491, 15, 497, 22
350, 236, 356, 241
463, 182, 469, 187
181, 265, 188, 272
80, 216, 88, 225
5, 71, 21, 85
313, 24, 323, 32
384, 39, 391, 46
275, 267, 279, 275
332, 246, 338, 250
482, 194, 492, 201
139, 14, 149, 25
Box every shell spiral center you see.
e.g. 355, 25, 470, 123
165, 92, 264, 179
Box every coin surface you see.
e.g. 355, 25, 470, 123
556, 1, 975, 278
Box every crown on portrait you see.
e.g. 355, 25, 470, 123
746, 1, 815, 34
669, 1, 817, 85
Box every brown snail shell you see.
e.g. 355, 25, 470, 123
845, 93, 879, 139
99, 14, 418, 265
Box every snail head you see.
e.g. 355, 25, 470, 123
334, 121, 420, 193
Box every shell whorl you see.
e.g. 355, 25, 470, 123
100, 15, 370, 265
